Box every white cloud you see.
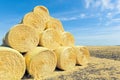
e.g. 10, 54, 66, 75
84, 0, 120, 27
85, 0, 120, 13
112, 18, 120, 22
51, 10, 79, 17
116, 0, 120, 11
85, 0, 93, 8
101, 0, 114, 10
85, 0, 114, 10
105, 17, 120, 26
106, 12, 112, 18
58, 17, 77, 21
57, 13, 86, 21
94, 1, 101, 8
79, 13, 86, 18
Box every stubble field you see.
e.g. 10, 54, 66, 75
88, 46, 120, 61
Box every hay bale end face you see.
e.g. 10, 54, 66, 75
5, 24, 39, 53
33, 6, 50, 23
22, 12, 46, 33
75, 46, 90, 65
61, 32, 75, 47
39, 29, 61, 50
54, 47, 76, 71
33, 6, 49, 15
46, 17, 64, 32
0, 47, 26, 80
25, 47, 57, 79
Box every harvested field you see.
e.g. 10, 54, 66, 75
87, 46, 120, 61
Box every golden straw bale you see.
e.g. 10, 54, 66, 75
5, 24, 39, 53
33, 6, 49, 15
54, 46, 76, 70
46, 17, 64, 32
60, 32, 75, 46
25, 47, 57, 79
75, 46, 90, 65
33, 6, 50, 23
0, 47, 26, 80
39, 29, 61, 50
22, 12, 46, 33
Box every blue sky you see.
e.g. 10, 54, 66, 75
0, 0, 120, 45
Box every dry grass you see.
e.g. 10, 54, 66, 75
87, 46, 120, 61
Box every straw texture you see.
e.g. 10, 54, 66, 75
75, 46, 90, 65
5, 24, 39, 52
54, 47, 76, 70
39, 29, 61, 50
0, 47, 26, 80
46, 17, 64, 32
61, 32, 75, 46
25, 47, 57, 79
22, 12, 46, 33
33, 6, 50, 23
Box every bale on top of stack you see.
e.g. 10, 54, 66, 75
33, 6, 50, 23
22, 6, 50, 35
0, 5, 90, 79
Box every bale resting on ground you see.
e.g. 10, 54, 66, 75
25, 47, 57, 79
0, 47, 26, 80
54, 46, 76, 71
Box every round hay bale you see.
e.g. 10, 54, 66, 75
5, 24, 39, 53
39, 29, 61, 50
75, 46, 90, 65
33, 5, 49, 15
33, 6, 50, 23
46, 17, 64, 32
25, 47, 57, 79
54, 47, 76, 70
0, 47, 26, 80
61, 32, 75, 46
22, 12, 46, 33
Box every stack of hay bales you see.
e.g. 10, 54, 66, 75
0, 5, 90, 79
